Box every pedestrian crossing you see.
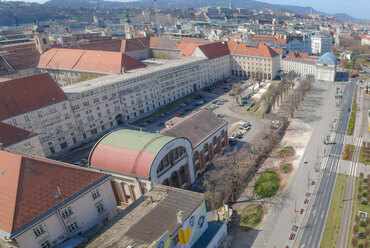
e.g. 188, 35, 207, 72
319, 137, 363, 176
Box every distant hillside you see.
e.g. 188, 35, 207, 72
44, 0, 359, 21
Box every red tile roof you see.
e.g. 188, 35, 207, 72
177, 42, 200, 58
197, 42, 230, 59
0, 73, 68, 121
121, 37, 150, 53
272, 47, 284, 54
150, 36, 180, 50
251, 36, 286, 43
0, 150, 107, 235
231, 42, 279, 58
175, 38, 209, 58
283, 51, 317, 64
149, 37, 159, 47
38, 48, 146, 74
251, 36, 277, 42
0, 122, 37, 147
67, 40, 123, 52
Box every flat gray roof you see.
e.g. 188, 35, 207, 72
62, 57, 206, 95
87, 185, 204, 248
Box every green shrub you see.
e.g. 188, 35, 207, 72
239, 204, 264, 231
254, 171, 280, 197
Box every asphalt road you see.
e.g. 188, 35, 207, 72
297, 80, 356, 248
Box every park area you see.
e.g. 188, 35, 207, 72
347, 175, 370, 248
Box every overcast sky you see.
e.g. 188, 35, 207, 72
4, 0, 370, 20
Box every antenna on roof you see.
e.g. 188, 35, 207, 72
54, 186, 62, 199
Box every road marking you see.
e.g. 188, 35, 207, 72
313, 209, 316, 216
315, 218, 318, 225
308, 235, 312, 246
321, 213, 324, 219
300, 244, 305, 248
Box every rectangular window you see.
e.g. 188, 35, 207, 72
38, 111, 43, 117
62, 103, 67, 110
92, 189, 100, 199
24, 115, 30, 122
67, 221, 78, 234
61, 207, 73, 219
41, 240, 51, 248
33, 225, 45, 237
96, 202, 105, 214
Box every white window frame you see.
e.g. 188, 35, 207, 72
67, 221, 78, 234
61, 207, 73, 219
96, 202, 105, 214
33, 225, 45, 237
92, 189, 100, 200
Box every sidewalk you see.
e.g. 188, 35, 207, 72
231, 81, 335, 247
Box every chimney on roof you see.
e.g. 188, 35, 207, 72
177, 211, 184, 225
0, 143, 3, 150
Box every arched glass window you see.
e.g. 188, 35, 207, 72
193, 151, 200, 172
162, 179, 169, 186
213, 136, 218, 154
180, 167, 186, 186
221, 130, 225, 137
204, 143, 208, 152
157, 147, 187, 176
171, 172, 179, 188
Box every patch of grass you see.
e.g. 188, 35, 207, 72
347, 178, 370, 248
283, 166, 290, 173
73, 73, 101, 84
347, 85, 358, 136
129, 93, 199, 126
239, 204, 264, 231
254, 171, 280, 197
320, 174, 347, 248
281, 146, 294, 153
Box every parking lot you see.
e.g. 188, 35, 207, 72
143, 77, 270, 149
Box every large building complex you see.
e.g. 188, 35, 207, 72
0, 38, 338, 158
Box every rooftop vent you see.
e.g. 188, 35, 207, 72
28, 167, 35, 172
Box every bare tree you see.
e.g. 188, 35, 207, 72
204, 148, 253, 209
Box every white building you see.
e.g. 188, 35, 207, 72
311, 33, 333, 56
0, 149, 117, 248
229, 42, 281, 80
281, 51, 317, 78
0, 73, 81, 157
63, 57, 207, 142
316, 52, 338, 82
0, 122, 45, 157
361, 35, 370, 46
281, 51, 338, 82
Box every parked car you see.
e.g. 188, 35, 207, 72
194, 100, 205, 106
81, 158, 88, 163
217, 114, 224, 118
272, 120, 280, 125
180, 103, 187, 107
74, 161, 84, 166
